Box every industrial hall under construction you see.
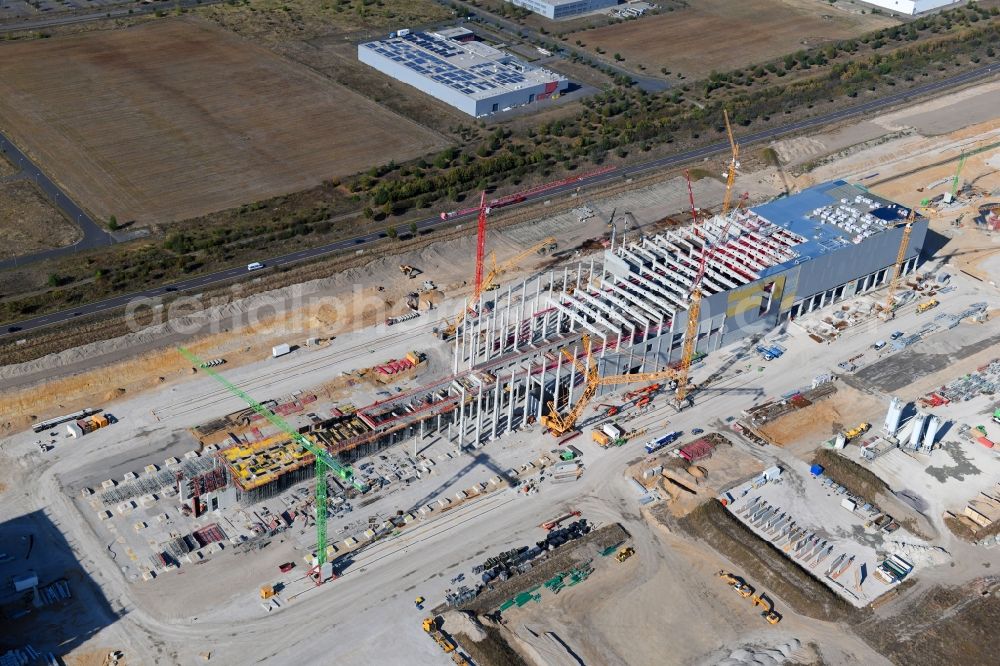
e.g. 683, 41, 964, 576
175, 175, 926, 521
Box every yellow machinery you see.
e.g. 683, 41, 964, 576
422, 616, 457, 654
880, 210, 915, 320
482, 237, 558, 292
717, 570, 754, 598
616, 547, 635, 563
917, 299, 939, 314
675, 110, 740, 409
440, 237, 558, 338
260, 585, 275, 600
751, 592, 782, 624
844, 422, 871, 442
400, 264, 418, 278
540, 336, 683, 436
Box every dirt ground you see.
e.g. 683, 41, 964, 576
854, 577, 1000, 665
577, 0, 896, 79
758, 383, 887, 453
0, 180, 82, 256
0, 150, 16, 177
0, 17, 447, 224
632, 434, 764, 517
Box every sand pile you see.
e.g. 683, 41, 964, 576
884, 540, 950, 567
717, 639, 807, 666
442, 611, 487, 642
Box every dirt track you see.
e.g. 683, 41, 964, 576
0, 17, 447, 224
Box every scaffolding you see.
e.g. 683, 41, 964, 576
99, 456, 218, 506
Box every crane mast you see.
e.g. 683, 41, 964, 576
178, 347, 365, 586
473, 191, 488, 295
541, 336, 684, 436
880, 210, 916, 320
440, 237, 557, 338
675, 110, 740, 408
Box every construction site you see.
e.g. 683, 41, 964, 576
2, 81, 1000, 666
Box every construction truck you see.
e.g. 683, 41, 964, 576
422, 616, 457, 654
843, 422, 871, 442
616, 547, 635, 563
916, 299, 939, 314
717, 571, 754, 598
751, 592, 782, 624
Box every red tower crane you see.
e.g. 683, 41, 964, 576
474, 191, 487, 295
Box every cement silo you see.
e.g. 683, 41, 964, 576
884, 397, 904, 436
922, 415, 942, 450
909, 413, 927, 449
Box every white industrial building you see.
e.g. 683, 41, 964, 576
508, 0, 619, 19
358, 29, 568, 117
858, 0, 962, 15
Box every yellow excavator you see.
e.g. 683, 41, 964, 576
751, 592, 782, 625
616, 547, 635, 563
717, 571, 754, 598
540, 335, 684, 436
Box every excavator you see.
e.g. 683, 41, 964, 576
751, 592, 782, 625
616, 546, 635, 563
717, 571, 754, 598
540, 335, 684, 436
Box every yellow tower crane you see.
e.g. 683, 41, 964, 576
880, 209, 916, 321
439, 237, 557, 338
674, 109, 740, 409
540, 336, 684, 436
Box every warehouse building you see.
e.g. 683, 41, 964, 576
358, 29, 568, 117
508, 0, 620, 19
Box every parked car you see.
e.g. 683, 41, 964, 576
873, 340, 887, 350
890, 330, 904, 340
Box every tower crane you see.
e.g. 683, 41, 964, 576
948, 153, 967, 202
684, 169, 700, 228
482, 236, 558, 292
178, 348, 366, 586
473, 191, 488, 296
438, 236, 558, 339
540, 336, 684, 436
674, 110, 740, 409
880, 209, 916, 321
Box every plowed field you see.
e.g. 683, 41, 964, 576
0, 17, 447, 224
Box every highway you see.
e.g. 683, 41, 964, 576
1, 62, 995, 338
0, 0, 223, 35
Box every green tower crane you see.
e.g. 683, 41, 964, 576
949, 153, 967, 200
178, 347, 366, 585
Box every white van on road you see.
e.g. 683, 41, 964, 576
247, 262, 265, 271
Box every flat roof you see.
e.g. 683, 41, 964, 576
751, 180, 913, 277
360, 30, 565, 101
